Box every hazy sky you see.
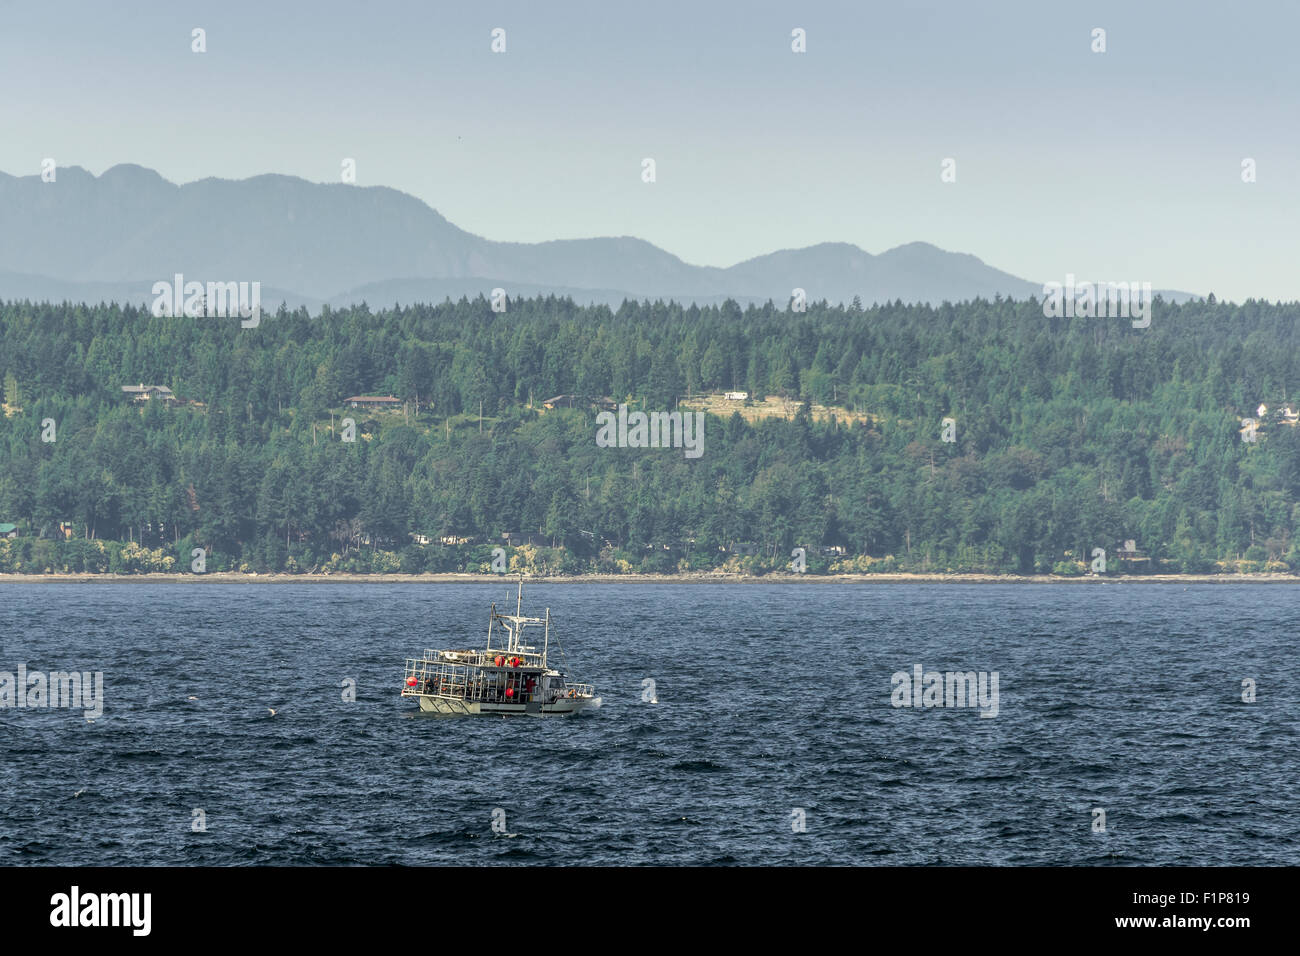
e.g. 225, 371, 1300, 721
3, 0, 1298, 300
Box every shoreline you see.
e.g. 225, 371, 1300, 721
0, 571, 1297, 584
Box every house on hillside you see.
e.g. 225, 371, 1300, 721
724, 391, 749, 401
1240, 401, 1300, 438
121, 383, 181, 406
439, 534, 477, 546
0, 523, 18, 539
500, 531, 545, 547
343, 395, 402, 411
541, 394, 618, 411
1115, 539, 1149, 563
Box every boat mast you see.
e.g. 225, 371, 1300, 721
543, 608, 550, 665
511, 577, 524, 654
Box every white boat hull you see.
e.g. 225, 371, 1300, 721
415, 693, 594, 716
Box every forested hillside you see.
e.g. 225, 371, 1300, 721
1, 294, 1298, 575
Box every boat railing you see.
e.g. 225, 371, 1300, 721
402, 657, 550, 703
415, 649, 545, 669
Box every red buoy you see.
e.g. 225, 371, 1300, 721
406, 677, 418, 686
511, 657, 520, 668
505, 687, 514, 698
494, 655, 504, 667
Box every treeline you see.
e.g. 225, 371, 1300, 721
2, 293, 1299, 574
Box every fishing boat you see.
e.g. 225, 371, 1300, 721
400, 578, 597, 716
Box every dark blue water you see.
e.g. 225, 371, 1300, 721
1, 582, 1296, 865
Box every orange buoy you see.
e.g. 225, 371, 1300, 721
494, 655, 504, 667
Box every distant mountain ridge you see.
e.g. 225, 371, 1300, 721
0, 164, 1191, 309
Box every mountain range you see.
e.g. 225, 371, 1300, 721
0, 164, 1191, 310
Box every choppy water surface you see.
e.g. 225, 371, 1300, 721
0, 582, 1296, 865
